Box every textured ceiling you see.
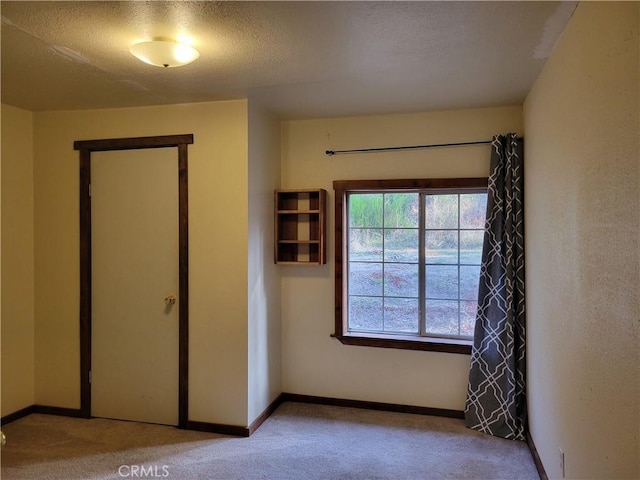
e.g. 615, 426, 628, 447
0, 1, 576, 119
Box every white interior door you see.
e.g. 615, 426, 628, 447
91, 147, 179, 426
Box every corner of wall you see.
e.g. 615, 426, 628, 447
247, 102, 283, 425
1, 103, 36, 416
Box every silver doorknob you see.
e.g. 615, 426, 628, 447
164, 294, 176, 306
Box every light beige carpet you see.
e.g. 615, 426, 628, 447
1, 402, 539, 479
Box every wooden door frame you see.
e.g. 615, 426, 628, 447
75, 134, 193, 428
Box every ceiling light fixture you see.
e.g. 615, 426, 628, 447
130, 40, 199, 68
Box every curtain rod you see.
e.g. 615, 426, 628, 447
325, 137, 523, 156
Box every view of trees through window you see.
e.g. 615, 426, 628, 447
347, 191, 487, 339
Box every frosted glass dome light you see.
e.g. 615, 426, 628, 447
130, 40, 199, 68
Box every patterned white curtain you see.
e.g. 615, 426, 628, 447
465, 133, 526, 441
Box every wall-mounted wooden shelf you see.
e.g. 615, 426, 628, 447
275, 189, 327, 265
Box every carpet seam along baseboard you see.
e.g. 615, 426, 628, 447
527, 433, 548, 480
1, 406, 35, 426
1, 394, 464, 429
281, 393, 465, 419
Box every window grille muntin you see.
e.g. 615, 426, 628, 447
346, 190, 486, 341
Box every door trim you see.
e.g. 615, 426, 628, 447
75, 134, 193, 428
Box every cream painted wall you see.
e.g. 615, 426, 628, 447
280, 106, 522, 409
524, 2, 639, 479
1, 104, 35, 416
33, 101, 250, 426
247, 103, 282, 424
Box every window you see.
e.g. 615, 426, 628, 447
333, 178, 488, 354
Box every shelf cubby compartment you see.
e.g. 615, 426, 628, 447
275, 189, 327, 265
